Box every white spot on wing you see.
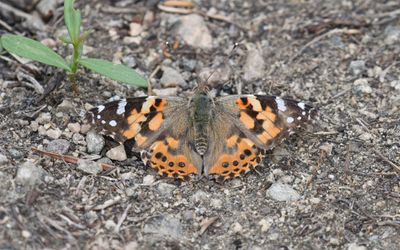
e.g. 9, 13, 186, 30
287, 117, 294, 124
298, 102, 305, 110
117, 99, 127, 115
101, 120, 106, 124
97, 115, 101, 119
275, 97, 287, 112
109, 120, 117, 127
302, 111, 306, 116
297, 116, 302, 120
97, 105, 105, 113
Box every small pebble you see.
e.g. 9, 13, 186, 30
36, 112, 51, 124
106, 145, 127, 161
46, 128, 62, 139
258, 218, 272, 232
349, 60, 366, 76
157, 183, 177, 196
129, 22, 143, 36
160, 67, 186, 87
57, 99, 75, 112
347, 243, 367, 250
0, 154, 8, 166
143, 175, 155, 185
8, 148, 24, 160
384, 26, 400, 45
86, 130, 105, 154
190, 190, 209, 204
243, 49, 265, 82
354, 78, 372, 94
46, 139, 70, 154
15, 161, 46, 186
176, 14, 212, 49
67, 123, 81, 133
231, 222, 243, 233
77, 159, 102, 175
267, 182, 300, 201
143, 215, 182, 239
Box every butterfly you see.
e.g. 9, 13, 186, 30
87, 85, 316, 180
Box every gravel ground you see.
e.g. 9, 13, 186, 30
0, 0, 399, 249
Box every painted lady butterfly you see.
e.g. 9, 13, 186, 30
87, 85, 316, 180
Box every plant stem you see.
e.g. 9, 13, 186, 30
70, 42, 80, 73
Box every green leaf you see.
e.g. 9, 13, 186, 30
0, 38, 3, 52
1, 34, 71, 71
79, 58, 147, 87
64, 0, 81, 43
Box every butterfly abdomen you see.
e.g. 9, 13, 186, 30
190, 93, 214, 155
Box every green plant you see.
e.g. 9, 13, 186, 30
0, 0, 147, 88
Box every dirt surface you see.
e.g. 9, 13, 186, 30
0, 0, 399, 249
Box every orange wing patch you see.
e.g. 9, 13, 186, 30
141, 139, 198, 179
235, 96, 283, 145
208, 137, 265, 180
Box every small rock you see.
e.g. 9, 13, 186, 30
181, 58, 197, 72
36, 112, 51, 124
37, 0, 59, 20
46, 139, 70, 154
77, 159, 102, 175
80, 124, 91, 134
143, 215, 182, 239
267, 182, 300, 201
129, 22, 143, 36
122, 56, 137, 68
46, 128, 62, 139
353, 78, 372, 94
41, 38, 57, 48
329, 237, 340, 245
21, 230, 31, 239
231, 222, 243, 233
84, 211, 98, 225
157, 183, 177, 196
15, 161, 46, 186
123, 36, 142, 45
105, 219, 117, 231
106, 145, 127, 161
190, 190, 209, 204
86, 130, 105, 154
0, 154, 8, 166
72, 133, 85, 145
124, 242, 138, 250
143, 175, 155, 185
152, 87, 178, 96
67, 122, 81, 133
319, 143, 333, 155
160, 67, 186, 87
57, 99, 75, 112
349, 60, 366, 76
30, 120, 39, 132
384, 26, 400, 45
210, 198, 223, 209
176, 14, 212, 49
390, 80, 400, 90
347, 243, 367, 250
259, 218, 272, 232
243, 49, 265, 82
8, 148, 24, 160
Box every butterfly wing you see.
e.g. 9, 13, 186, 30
87, 96, 202, 178
204, 95, 316, 179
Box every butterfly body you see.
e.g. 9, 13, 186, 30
88, 90, 316, 180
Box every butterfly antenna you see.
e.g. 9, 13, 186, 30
204, 42, 239, 86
